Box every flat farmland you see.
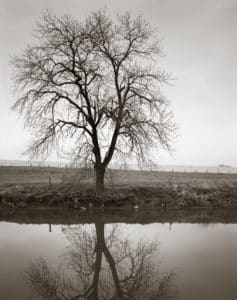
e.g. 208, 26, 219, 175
0, 166, 237, 187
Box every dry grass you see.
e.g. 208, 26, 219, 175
0, 166, 237, 188
1, 166, 237, 209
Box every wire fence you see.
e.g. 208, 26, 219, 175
0, 160, 237, 174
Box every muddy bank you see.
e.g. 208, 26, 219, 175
1, 181, 237, 210
1, 207, 237, 224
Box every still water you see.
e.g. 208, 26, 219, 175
1, 210, 237, 300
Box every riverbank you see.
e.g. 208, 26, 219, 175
1, 166, 237, 209
1, 207, 237, 224
1, 180, 237, 209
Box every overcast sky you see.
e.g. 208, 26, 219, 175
1, 0, 237, 166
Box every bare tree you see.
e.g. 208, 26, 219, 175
12, 10, 175, 192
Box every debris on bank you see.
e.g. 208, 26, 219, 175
1, 182, 237, 210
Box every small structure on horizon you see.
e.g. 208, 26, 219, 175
218, 164, 231, 168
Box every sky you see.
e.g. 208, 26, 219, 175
1, 0, 237, 166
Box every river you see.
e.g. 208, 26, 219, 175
0, 208, 237, 299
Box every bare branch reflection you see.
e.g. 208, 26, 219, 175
24, 222, 177, 299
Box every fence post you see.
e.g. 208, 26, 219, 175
49, 176, 52, 188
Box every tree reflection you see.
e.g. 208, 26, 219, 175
24, 222, 177, 300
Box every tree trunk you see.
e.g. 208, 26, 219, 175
95, 165, 105, 193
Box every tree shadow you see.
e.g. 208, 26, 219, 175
24, 222, 178, 299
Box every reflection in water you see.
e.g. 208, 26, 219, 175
24, 222, 177, 300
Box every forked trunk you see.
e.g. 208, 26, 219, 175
95, 165, 105, 194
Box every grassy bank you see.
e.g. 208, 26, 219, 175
1, 166, 237, 209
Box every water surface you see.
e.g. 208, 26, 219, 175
1, 209, 237, 300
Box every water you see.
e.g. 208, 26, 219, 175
1, 209, 237, 300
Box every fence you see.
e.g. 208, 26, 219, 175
0, 160, 237, 174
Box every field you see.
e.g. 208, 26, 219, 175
0, 165, 237, 187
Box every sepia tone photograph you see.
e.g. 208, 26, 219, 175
1, 0, 237, 299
